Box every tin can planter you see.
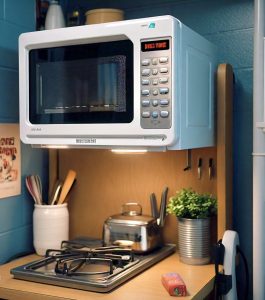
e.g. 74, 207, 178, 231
177, 217, 211, 265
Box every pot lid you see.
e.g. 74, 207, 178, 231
106, 213, 155, 225
106, 203, 156, 225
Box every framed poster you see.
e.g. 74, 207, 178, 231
0, 124, 21, 198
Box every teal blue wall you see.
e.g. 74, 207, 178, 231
0, 0, 48, 263
66, 0, 254, 294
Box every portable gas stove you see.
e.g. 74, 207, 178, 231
11, 238, 175, 292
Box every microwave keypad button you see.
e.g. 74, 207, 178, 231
152, 111, 159, 118
159, 57, 169, 64
142, 100, 150, 107
142, 79, 150, 85
160, 99, 169, 106
160, 111, 169, 118
152, 58, 158, 65
152, 89, 159, 96
142, 69, 151, 76
152, 79, 159, 85
141, 89, 150, 96
140, 38, 171, 129
152, 100, 159, 107
142, 59, 151, 66
159, 77, 169, 84
159, 87, 169, 94
160, 67, 168, 74
142, 111, 151, 118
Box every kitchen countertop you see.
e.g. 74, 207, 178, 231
0, 253, 215, 300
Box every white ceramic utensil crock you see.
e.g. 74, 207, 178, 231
33, 203, 69, 256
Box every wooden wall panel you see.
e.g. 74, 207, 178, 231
58, 147, 216, 244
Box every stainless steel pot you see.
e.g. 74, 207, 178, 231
103, 203, 162, 253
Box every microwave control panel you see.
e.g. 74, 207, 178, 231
140, 38, 172, 129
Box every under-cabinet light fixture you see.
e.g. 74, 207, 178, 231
111, 149, 148, 154
36, 145, 70, 149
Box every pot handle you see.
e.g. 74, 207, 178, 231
122, 203, 142, 216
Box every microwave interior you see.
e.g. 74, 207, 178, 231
29, 40, 134, 124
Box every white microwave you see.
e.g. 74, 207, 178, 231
19, 15, 216, 151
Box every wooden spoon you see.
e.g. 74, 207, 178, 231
57, 170, 76, 205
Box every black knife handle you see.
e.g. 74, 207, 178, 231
159, 187, 168, 227
150, 193, 159, 219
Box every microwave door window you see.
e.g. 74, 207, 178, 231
36, 57, 126, 114
29, 39, 133, 124
97, 57, 126, 113
98, 62, 118, 111
36, 59, 98, 114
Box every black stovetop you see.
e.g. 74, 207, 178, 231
10, 237, 175, 293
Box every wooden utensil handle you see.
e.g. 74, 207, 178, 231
57, 170, 76, 205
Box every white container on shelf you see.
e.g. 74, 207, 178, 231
85, 8, 124, 25
33, 203, 69, 256
45, 0, 65, 30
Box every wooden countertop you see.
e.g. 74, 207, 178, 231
0, 253, 215, 300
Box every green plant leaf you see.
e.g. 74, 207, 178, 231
166, 188, 217, 219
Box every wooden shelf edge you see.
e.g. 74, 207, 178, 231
216, 63, 234, 239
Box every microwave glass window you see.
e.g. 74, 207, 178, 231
29, 40, 133, 124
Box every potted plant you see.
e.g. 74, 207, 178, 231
167, 188, 217, 265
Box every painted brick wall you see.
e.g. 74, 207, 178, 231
0, 0, 48, 264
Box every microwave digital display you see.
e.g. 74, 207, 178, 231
141, 39, 170, 52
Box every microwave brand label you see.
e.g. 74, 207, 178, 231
76, 138, 96, 144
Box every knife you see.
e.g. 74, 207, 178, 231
150, 193, 159, 219
158, 187, 168, 227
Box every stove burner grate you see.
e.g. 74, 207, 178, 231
10, 238, 176, 292
27, 242, 138, 280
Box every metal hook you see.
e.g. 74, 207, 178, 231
183, 149, 191, 171
209, 158, 213, 179
197, 158, 202, 179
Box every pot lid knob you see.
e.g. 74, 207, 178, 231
122, 203, 142, 216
